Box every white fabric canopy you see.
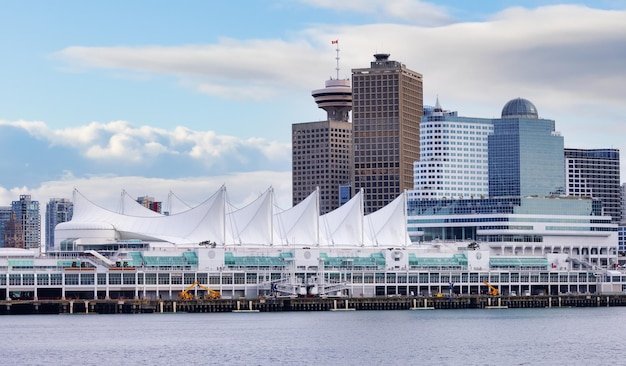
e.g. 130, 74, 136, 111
364, 192, 410, 247
319, 191, 363, 246
273, 189, 319, 246
56, 186, 412, 248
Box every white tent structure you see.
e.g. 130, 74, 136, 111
54, 186, 412, 249
319, 191, 364, 246
364, 193, 410, 247
56, 187, 227, 246
166, 191, 194, 215
225, 188, 274, 245
273, 189, 319, 246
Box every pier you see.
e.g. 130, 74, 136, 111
3, 294, 626, 315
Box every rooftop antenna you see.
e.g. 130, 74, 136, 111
332, 39, 339, 79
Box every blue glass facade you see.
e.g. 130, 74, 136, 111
407, 197, 602, 217
45, 198, 73, 252
489, 117, 564, 198
407, 197, 609, 242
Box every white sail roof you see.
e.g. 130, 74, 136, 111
364, 192, 410, 247
57, 187, 226, 245
273, 189, 319, 246
225, 188, 274, 245
56, 186, 412, 248
166, 191, 193, 215
319, 191, 363, 246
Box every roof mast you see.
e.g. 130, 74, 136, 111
332, 39, 340, 79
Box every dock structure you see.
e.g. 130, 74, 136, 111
2, 294, 626, 315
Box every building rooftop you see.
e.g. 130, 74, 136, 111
501, 97, 538, 119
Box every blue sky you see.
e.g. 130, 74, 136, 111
0, 0, 625, 211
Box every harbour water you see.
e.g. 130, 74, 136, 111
2, 307, 625, 365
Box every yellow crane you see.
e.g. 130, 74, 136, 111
482, 281, 499, 296
197, 283, 221, 300
179, 281, 221, 300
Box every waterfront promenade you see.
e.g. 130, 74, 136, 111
3, 294, 626, 315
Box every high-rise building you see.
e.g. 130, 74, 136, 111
411, 98, 493, 200
0, 206, 13, 248
45, 198, 73, 252
292, 43, 353, 214
11, 195, 40, 249
137, 196, 162, 214
352, 53, 423, 213
3, 211, 23, 248
565, 148, 621, 223
488, 98, 565, 198
292, 78, 352, 214
621, 183, 626, 225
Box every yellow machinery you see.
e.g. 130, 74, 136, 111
482, 281, 499, 296
178, 281, 221, 300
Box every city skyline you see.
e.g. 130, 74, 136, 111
0, 1, 625, 211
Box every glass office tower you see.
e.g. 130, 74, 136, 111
488, 98, 565, 198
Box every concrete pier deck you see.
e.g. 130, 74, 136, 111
2, 294, 626, 315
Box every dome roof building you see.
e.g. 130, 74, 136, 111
489, 98, 564, 198
501, 98, 539, 119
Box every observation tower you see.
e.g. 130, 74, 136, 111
311, 40, 352, 122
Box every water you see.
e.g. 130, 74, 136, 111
2, 307, 625, 365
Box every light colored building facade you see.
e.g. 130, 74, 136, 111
292, 78, 352, 214
411, 99, 493, 199
352, 53, 423, 213
621, 183, 626, 225
45, 198, 73, 252
618, 226, 626, 255
564, 148, 621, 223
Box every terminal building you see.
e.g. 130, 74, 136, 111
0, 178, 622, 301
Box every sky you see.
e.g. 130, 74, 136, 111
0, 0, 625, 214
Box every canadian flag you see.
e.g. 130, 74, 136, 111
331, 39, 338, 44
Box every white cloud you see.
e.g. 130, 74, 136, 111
0, 118, 291, 168
52, 5, 626, 110
299, 0, 454, 25
53, 39, 326, 100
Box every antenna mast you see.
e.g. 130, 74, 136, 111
332, 39, 340, 79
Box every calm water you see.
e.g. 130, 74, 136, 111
2, 307, 625, 365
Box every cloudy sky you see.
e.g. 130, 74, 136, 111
0, 0, 625, 212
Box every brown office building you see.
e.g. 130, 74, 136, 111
292, 78, 353, 214
352, 54, 423, 213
